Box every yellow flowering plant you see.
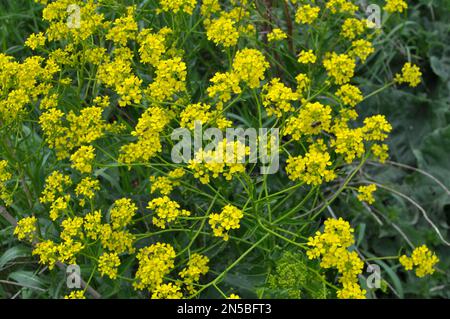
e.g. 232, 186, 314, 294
0, 0, 447, 300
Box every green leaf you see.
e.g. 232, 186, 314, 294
0, 246, 30, 270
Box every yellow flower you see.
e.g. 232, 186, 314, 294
209, 205, 244, 241
40, 171, 72, 204
98, 252, 121, 279
395, 63, 422, 87
70, 145, 96, 174
119, 106, 171, 164
25, 32, 46, 50
134, 243, 176, 291
284, 102, 332, 139
158, 0, 197, 15
323, 53, 355, 84
206, 17, 240, 47
228, 293, 241, 299
331, 126, 365, 164
232, 48, 269, 89
341, 18, 365, 40
207, 71, 242, 102
371, 144, 389, 163
14, 216, 38, 242
32, 240, 59, 270
110, 198, 138, 230
295, 5, 320, 25
362, 115, 392, 141
326, 0, 359, 14
106, 6, 138, 46
60, 217, 84, 241
84, 210, 103, 240
307, 218, 366, 299
179, 253, 210, 293
295, 73, 310, 93
384, 0, 408, 13
147, 196, 191, 229
100, 225, 136, 254
64, 290, 86, 299
298, 50, 317, 64
335, 84, 363, 107
262, 78, 299, 118
286, 144, 336, 186
350, 39, 374, 63
400, 245, 439, 277
188, 139, 249, 184
357, 184, 377, 204
152, 283, 183, 299
75, 177, 100, 207
267, 28, 287, 42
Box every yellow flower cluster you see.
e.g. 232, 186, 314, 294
399, 245, 439, 278
150, 168, 186, 195
371, 143, 390, 163
147, 196, 191, 229
323, 53, 356, 84
267, 28, 287, 42
180, 103, 231, 130
138, 27, 172, 66
326, 0, 358, 14
341, 18, 366, 40
203, 1, 253, 47
206, 17, 240, 47
60, 216, 84, 241
295, 5, 320, 25
207, 71, 242, 102
331, 126, 364, 163
262, 78, 299, 118
14, 216, 38, 242
25, 32, 46, 50
362, 115, 393, 141
106, 6, 138, 46
158, 0, 197, 15
335, 84, 363, 107
232, 49, 269, 89
40, 171, 72, 204
1, 54, 58, 125
384, 0, 408, 13
298, 50, 317, 64
151, 283, 183, 299
286, 143, 336, 186
395, 62, 422, 87
357, 184, 377, 204
307, 218, 366, 299
84, 210, 102, 240
75, 177, 100, 207
98, 252, 121, 280
100, 225, 135, 255
134, 242, 176, 291
350, 39, 374, 62
0, 160, 12, 206
209, 205, 244, 241
179, 253, 210, 293
64, 290, 86, 299
147, 57, 187, 102
39, 106, 109, 159
284, 102, 332, 139
119, 106, 171, 164
70, 145, 96, 174
110, 198, 138, 230
188, 139, 249, 184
